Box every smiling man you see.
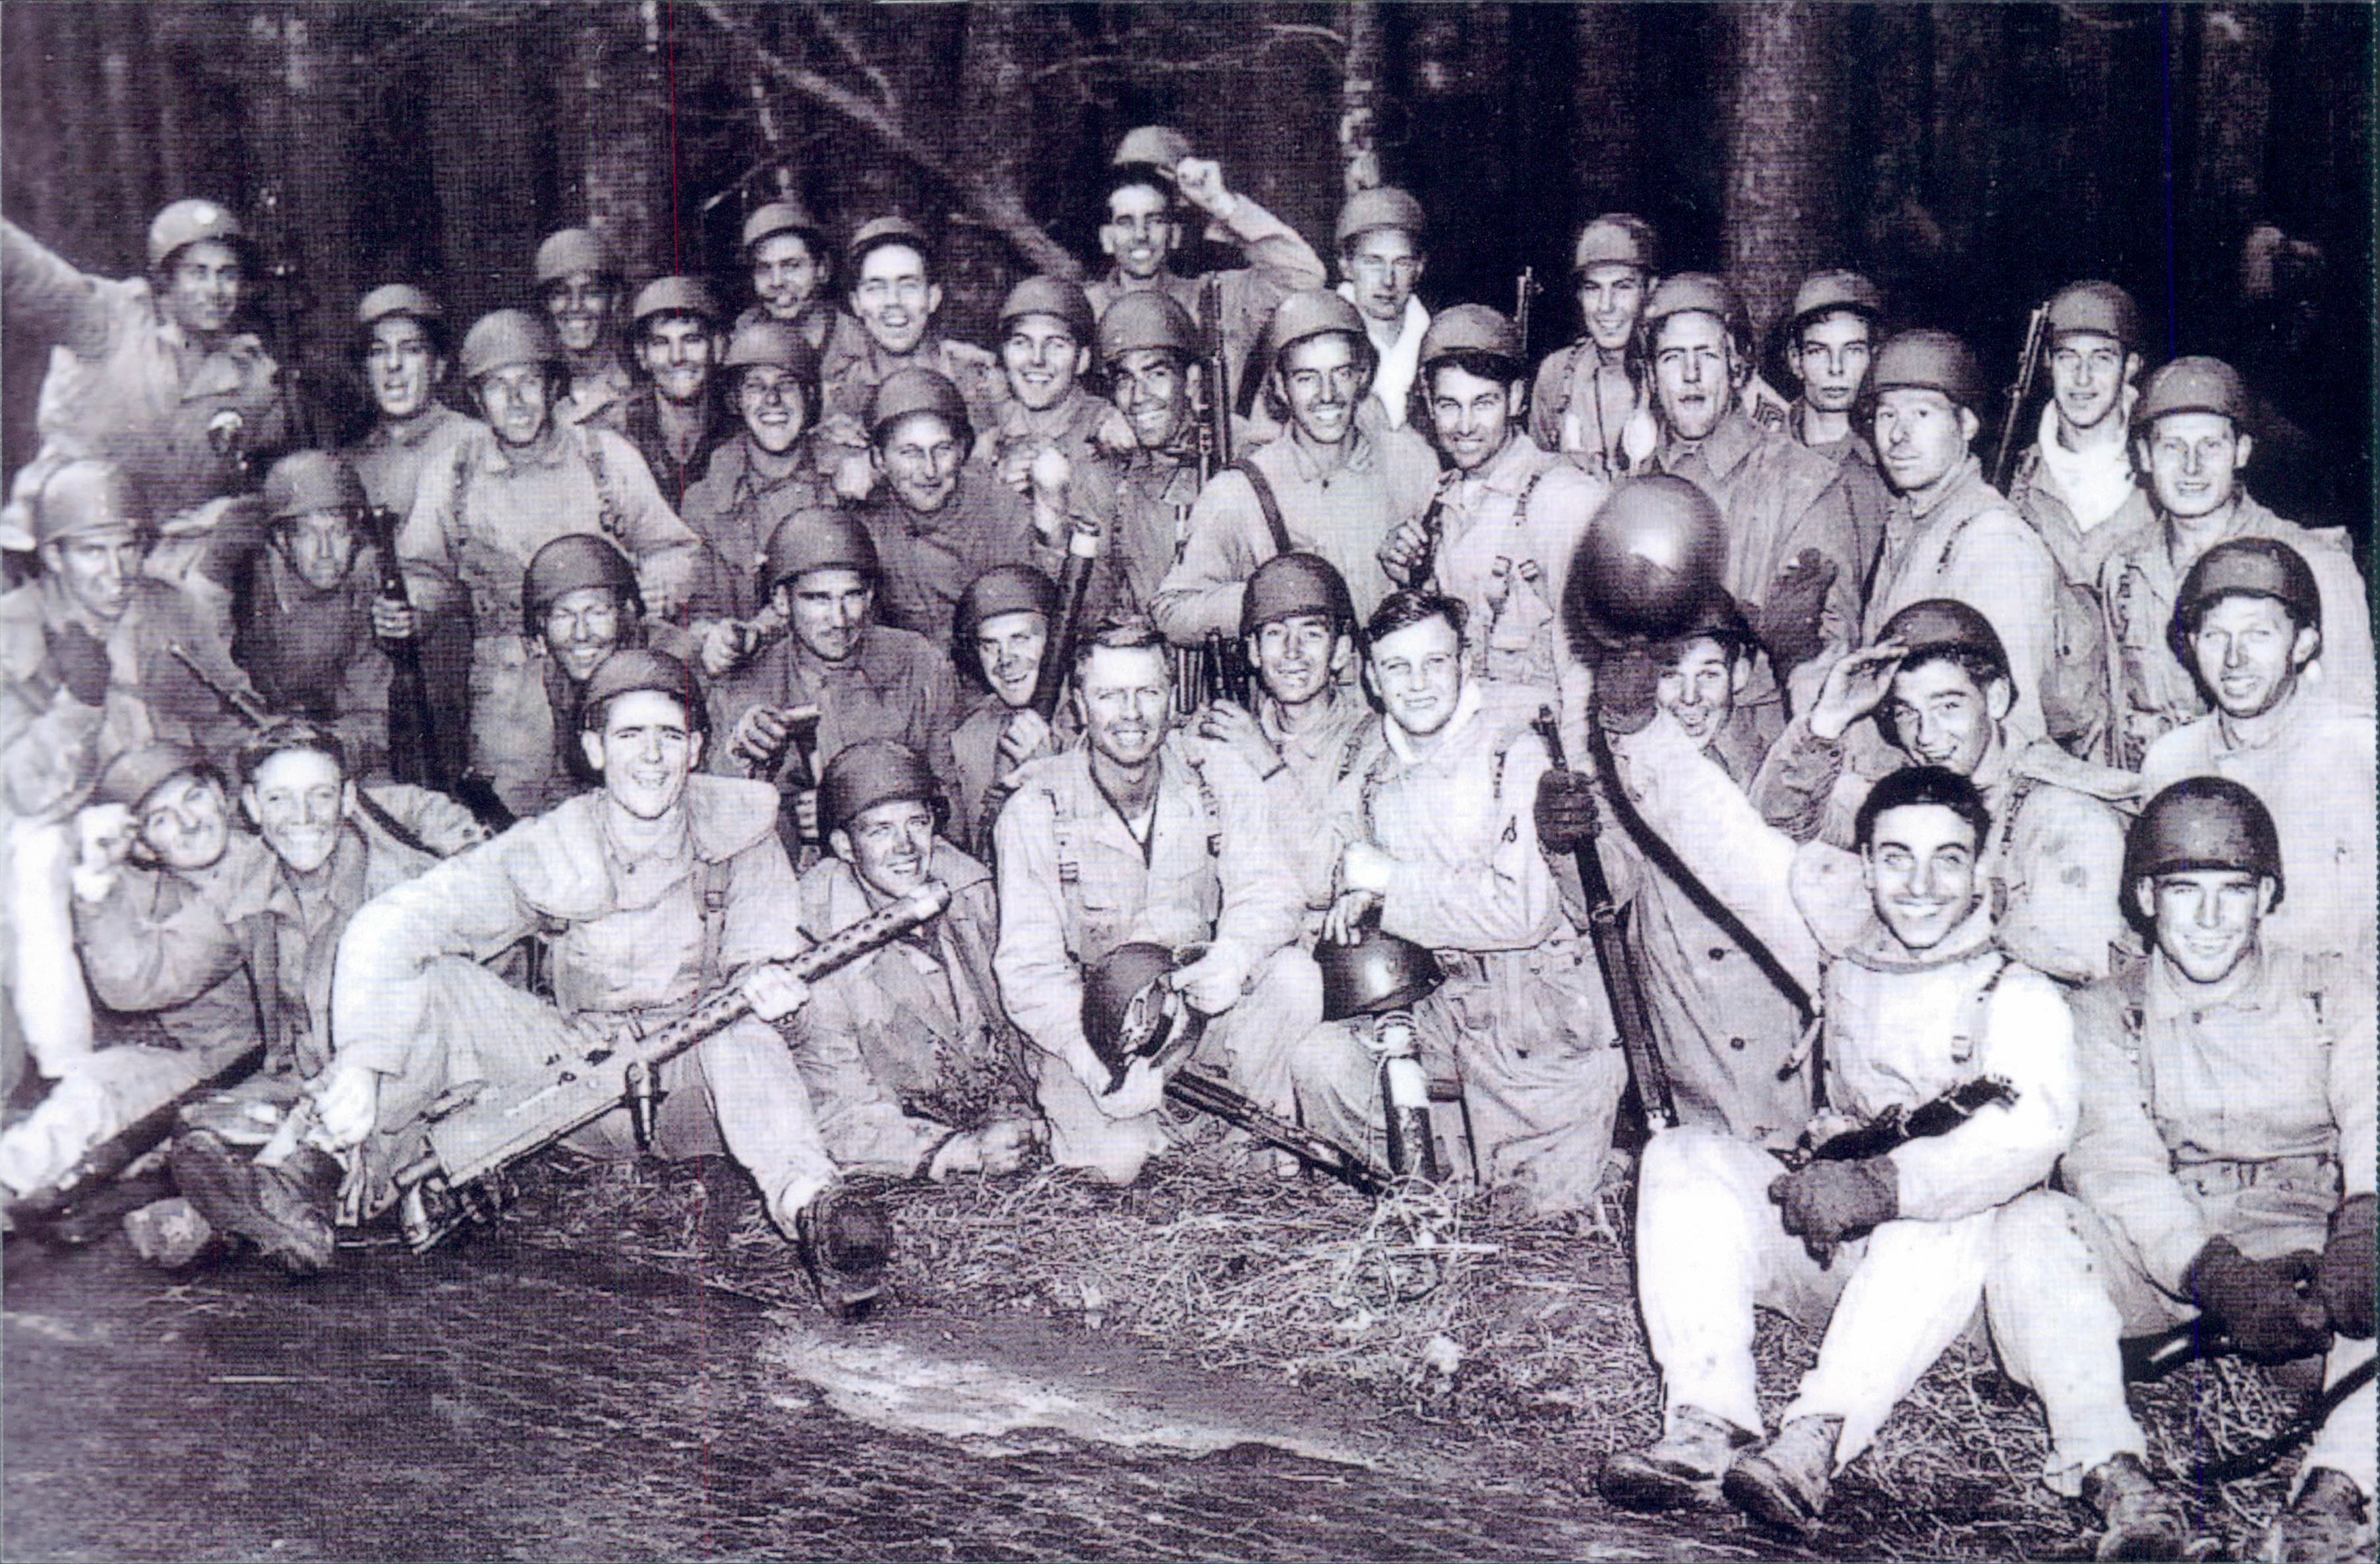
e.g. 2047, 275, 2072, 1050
532, 227, 633, 433
1531, 213, 1663, 481
1781, 270, 1893, 597
619, 276, 736, 512
2005, 282, 2153, 586
818, 216, 1006, 445
343, 284, 481, 514
947, 564, 1063, 858
1332, 187, 1430, 428
514, 533, 651, 812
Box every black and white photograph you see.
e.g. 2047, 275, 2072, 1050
2, 3, 2373, 1559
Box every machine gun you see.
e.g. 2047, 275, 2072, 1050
1531, 706, 1676, 1129
1990, 301, 2050, 493
394, 881, 951, 1251
1200, 270, 1234, 470
363, 504, 451, 796
3, 1041, 267, 1239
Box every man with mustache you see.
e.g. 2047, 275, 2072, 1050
1093, 292, 1210, 617
788, 739, 1042, 1185
733, 197, 864, 363
992, 618, 1317, 1186
1152, 290, 1437, 644
532, 226, 634, 433
619, 276, 736, 514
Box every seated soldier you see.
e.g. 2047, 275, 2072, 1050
950, 564, 1067, 858
1987, 779, 2373, 1563
1295, 591, 1624, 1216
2141, 537, 2375, 965
515, 533, 650, 814
1585, 761, 2104, 1553
312, 651, 890, 1313
788, 740, 1042, 1183
1189, 552, 1379, 922
229, 452, 413, 777
992, 619, 1323, 1185
722, 508, 960, 857
1751, 598, 2133, 984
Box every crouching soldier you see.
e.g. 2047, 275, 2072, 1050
1989, 779, 2373, 1563
788, 740, 1042, 1182
1296, 591, 1624, 1214
1595, 763, 2086, 1548
311, 651, 889, 1309
992, 619, 1321, 1184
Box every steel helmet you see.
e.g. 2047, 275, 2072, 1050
742, 198, 823, 254
356, 283, 443, 330
631, 275, 723, 331
2124, 775, 2284, 911
1261, 289, 1367, 367
261, 452, 365, 524
1788, 269, 1884, 333
762, 508, 881, 593
1240, 551, 1355, 641
1871, 329, 1989, 415
94, 742, 210, 812
723, 318, 818, 376
2166, 536, 2322, 667
1872, 599, 2013, 752
845, 215, 931, 274
998, 276, 1096, 346
868, 366, 973, 450
817, 738, 944, 837
1081, 941, 1207, 1093
1334, 186, 1427, 249
1317, 928, 1445, 1021
533, 227, 616, 288
1416, 303, 1523, 370
2043, 280, 2143, 356
954, 562, 1059, 659
459, 309, 563, 381
2134, 355, 2249, 429
1570, 213, 1659, 277
1, 458, 151, 551
1562, 475, 1728, 648
523, 533, 643, 636
575, 649, 707, 735
1096, 291, 1199, 363
147, 199, 248, 271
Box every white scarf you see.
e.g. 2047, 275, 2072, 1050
1337, 284, 1430, 428
2033, 394, 2138, 533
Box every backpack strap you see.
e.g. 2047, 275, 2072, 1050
1233, 456, 1295, 559
694, 852, 732, 998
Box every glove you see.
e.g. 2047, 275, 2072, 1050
1750, 549, 1838, 677
2186, 1237, 2333, 1361
1592, 640, 1663, 737
45, 620, 111, 706
1533, 767, 1601, 853
2320, 1193, 2376, 1340
1769, 1156, 1899, 1248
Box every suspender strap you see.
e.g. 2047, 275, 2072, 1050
1234, 457, 1295, 558
1951, 955, 2013, 1066
695, 853, 732, 998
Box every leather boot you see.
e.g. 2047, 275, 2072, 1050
795, 1184, 893, 1321
1599, 1404, 1760, 1511
2259, 1468, 2373, 1563
1721, 1414, 1841, 1536
170, 1131, 337, 1277
2082, 1452, 2191, 1561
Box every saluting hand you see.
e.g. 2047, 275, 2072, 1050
1807, 640, 1907, 742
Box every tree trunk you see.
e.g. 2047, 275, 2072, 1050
1721, 0, 1844, 338
2187, 5, 2271, 275
1568, 4, 1640, 210
1340, 0, 1383, 195
427, 24, 544, 321
572, 1, 676, 284
955, 2, 1079, 284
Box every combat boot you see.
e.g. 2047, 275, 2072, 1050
1598, 1404, 1759, 1511
795, 1184, 893, 1321
1721, 1414, 1841, 1536
2258, 1468, 2372, 1563
2082, 1452, 2191, 1561
169, 1131, 338, 1277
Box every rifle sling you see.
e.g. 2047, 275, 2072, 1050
351, 786, 440, 859
1233, 457, 1297, 559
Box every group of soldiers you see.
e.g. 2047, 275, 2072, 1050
1, 121, 2373, 1562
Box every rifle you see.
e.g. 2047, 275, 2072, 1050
363, 504, 449, 793
1403, 488, 1449, 589
1028, 520, 1104, 722
1164, 1066, 1392, 1198
3, 1040, 268, 1236
167, 640, 274, 729
1513, 265, 1541, 359
1531, 706, 1677, 1129
1200, 270, 1234, 469
1990, 301, 2049, 493
1201, 629, 1252, 709
394, 881, 951, 1251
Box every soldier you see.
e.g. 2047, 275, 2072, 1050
1294, 591, 1623, 1213
949, 564, 1063, 858
722, 508, 961, 850
2141, 538, 2375, 965
734, 197, 862, 360
1593, 760, 2094, 1553
1863, 330, 2064, 748
1530, 212, 1663, 480
1, 201, 287, 533
788, 740, 1042, 1182
398, 307, 701, 817
1751, 598, 2133, 984
1990, 779, 2373, 1563
680, 318, 829, 669
227, 452, 411, 777
342, 284, 481, 515
1083, 126, 1326, 418
2098, 355, 2373, 767
983, 276, 1129, 557
1380, 303, 1607, 691
818, 216, 1005, 441
2005, 282, 2154, 586
1332, 187, 1430, 428
312, 651, 887, 1310
1095, 291, 1207, 615
1781, 269, 1893, 597
532, 226, 633, 431
992, 619, 1320, 1185
512, 534, 651, 814
853, 366, 1054, 650
1642, 273, 1860, 722
1152, 290, 1437, 642
620, 276, 736, 512
1190, 553, 1379, 919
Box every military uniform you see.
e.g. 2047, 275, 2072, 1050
820, 335, 1008, 440
1789, 405, 1893, 603
343, 405, 481, 516
618, 383, 738, 516
1152, 422, 1438, 644
229, 543, 394, 776
787, 841, 1032, 1178
2006, 404, 2155, 590
556, 355, 634, 435
676, 436, 830, 625
716, 622, 961, 801
858, 466, 1054, 653
949, 695, 1070, 861
1106, 439, 1203, 618
1429, 433, 1607, 690
991, 734, 1318, 1184
1253, 688, 1383, 920
1299, 684, 1626, 1214
1530, 340, 1658, 484
2097, 496, 2374, 768
328, 774, 837, 1218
